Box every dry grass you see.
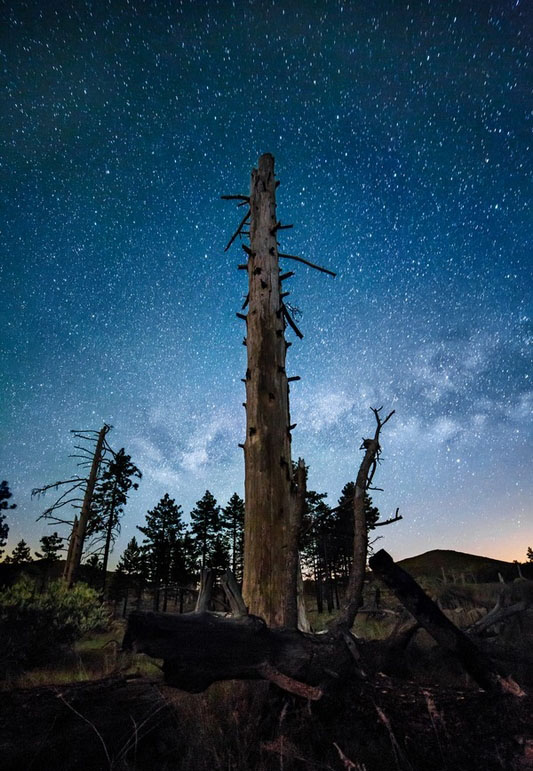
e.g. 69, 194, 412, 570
0, 620, 164, 689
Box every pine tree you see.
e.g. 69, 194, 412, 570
85, 554, 102, 570
5, 539, 32, 565
87, 448, 141, 591
117, 536, 145, 576
189, 490, 224, 570
527, 547, 533, 563
221, 493, 244, 582
169, 531, 196, 612
299, 488, 333, 613
137, 494, 184, 611
114, 536, 147, 613
334, 483, 381, 577
209, 534, 230, 574
170, 531, 195, 585
0, 481, 16, 559
36, 531, 63, 561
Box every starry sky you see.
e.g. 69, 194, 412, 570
1, 0, 531, 565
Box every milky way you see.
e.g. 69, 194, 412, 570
1, 0, 531, 563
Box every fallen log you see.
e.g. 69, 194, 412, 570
123, 556, 527, 701
123, 609, 358, 697
468, 600, 528, 636
369, 549, 526, 697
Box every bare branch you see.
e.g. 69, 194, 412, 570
278, 253, 336, 277
258, 663, 323, 701
375, 508, 403, 527
270, 221, 293, 234
282, 304, 304, 339
32, 479, 85, 498
468, 600, 528, 635
220, 194, 249, 202
224, 208, 251, 252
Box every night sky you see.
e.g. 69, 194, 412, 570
1, 0, 531, 565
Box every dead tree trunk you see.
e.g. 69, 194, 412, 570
123, 559, 526, 699
63, 515, 78, 577
242, 154, 298, 628
124, 609, 351, 698
100, 483, 118, 595
63, 424, 109, 587
332, 408, 395, 631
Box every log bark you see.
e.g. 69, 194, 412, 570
123, 610, 355, 696
242, 154, 298, 628
369, 549, 526, 697
195, 568, 215, 612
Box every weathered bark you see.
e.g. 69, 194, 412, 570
100, 484, 117, 594
195, 568, 215, 612
242, 154, 298, 628
64, 424, 109, 587
63, 515, 78, 578
369, 549, 526, 697
123, 610, 355, 697
220, 568, 248, 617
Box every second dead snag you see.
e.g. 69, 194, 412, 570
332, 407, 395, 631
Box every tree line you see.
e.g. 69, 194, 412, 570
115, 490, 245, 612
2, 460, 388, 615
2, 463, 389, 618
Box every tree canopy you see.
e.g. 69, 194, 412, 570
0, 481, 16, 559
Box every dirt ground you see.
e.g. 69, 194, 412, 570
1, 673, 532, 771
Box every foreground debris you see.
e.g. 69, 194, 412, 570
1, 674, 533, 771
124, 553, 526, 700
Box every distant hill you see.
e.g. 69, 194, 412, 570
397, 549, 531, 583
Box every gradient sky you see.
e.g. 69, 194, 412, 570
1, 0, 531, 565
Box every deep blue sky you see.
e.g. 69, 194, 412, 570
1, 0, 531, 564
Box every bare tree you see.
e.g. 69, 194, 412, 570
32, 424, 111, 586
225, 153, 335, 628
125, 155, 523, 701
332, 407, 395, 631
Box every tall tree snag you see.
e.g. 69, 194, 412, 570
242, 154, 298, 628
64, 424, 110, 587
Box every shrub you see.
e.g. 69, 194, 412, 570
0, 577, 108, 675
